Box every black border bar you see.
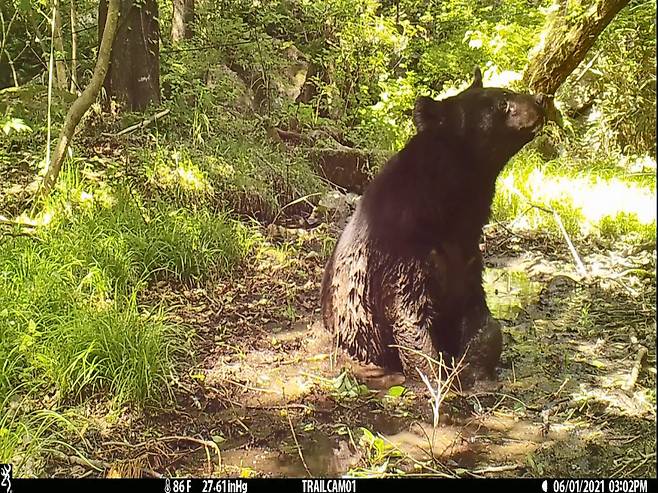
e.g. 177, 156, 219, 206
8, 478, 658, 493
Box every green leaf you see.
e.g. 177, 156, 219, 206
2, 117, 32, 136
387, 385, 406, 397
212, 435, 226, 445
359, 427, 375, 444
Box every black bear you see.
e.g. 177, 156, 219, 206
320, 68, 549, 383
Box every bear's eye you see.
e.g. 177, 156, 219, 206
498, 99, 509, 112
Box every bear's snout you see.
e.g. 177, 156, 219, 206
508, 95, 545, 134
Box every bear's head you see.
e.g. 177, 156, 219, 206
413, 67, 552, 168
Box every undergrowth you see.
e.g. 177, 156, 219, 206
0, 170, 262, 473
493, 150, 656, 244
1, 24, 655, 475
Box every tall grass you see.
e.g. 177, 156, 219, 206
0, 187, 253, 409
1, 182, 256, 473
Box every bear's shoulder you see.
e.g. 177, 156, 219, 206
362, 131, 471, 212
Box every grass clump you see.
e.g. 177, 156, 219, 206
1, 184, 254, 408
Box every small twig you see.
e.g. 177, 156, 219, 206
103, 108, 170, 137
551, 377, 571, 399
606, 277, 640, 297
551, 208, 587, 277
277, 354, 330, 366
393, 345, 467, 460
101, 440, 137, 448
389, 344, 468, 389
622, 345, 648, 391
1, 231, 39, 241
0, 217, 38, 241
471, 463, 524, 475
286, 413, 312, 477
612, 268, 653, 280
507, 187, 587, 277
48, 449, 162, 478
417, 366, 442, 429
220, 377, 281, 394
271, 192, 322, 225
624, 452, 656, 477
45, 2, 56, 177
49, 448, 106, 472
470, 391, 531, 412
234, 402, 332, 413
0, 216, 37, 228
156, 435, 221, 474
573, 52, 600, 84
253, 28, 270, 114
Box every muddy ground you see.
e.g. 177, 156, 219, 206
49, 222, 656, 479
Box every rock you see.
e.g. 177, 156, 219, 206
205, 64, 255, 111
308, 190, 360, 230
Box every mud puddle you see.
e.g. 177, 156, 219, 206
83, 232, 655, 479
483, 267, 542, 320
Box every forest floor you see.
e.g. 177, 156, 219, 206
46, 219, 656, 479
3, 86, 655, 478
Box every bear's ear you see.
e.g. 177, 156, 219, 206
468, 66, 483, 90
413, 96, 444, 132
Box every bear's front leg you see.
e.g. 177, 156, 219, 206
458, 252, 503, 380
381, 257, 441, 377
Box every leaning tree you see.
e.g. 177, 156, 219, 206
39, 0, 121, 198
523, 0, 630, 95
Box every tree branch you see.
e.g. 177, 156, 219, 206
37, 0, 121, 199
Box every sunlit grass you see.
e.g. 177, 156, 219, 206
0, 172, 260, 472
148, 149, 214, 195
493, 151, 657, 242
0, 168, 256, 446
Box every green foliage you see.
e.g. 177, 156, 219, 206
331, 370, 371, 399
1, 116, 31, 135
1, 0, 656, 476
0, 85, 74, 159
396, 0, 546, 87
352, 73, 419, 151
0, 0, 99, 89
347, 426, 402, 476
0, 400, 74, 474
544, 0, 656, 162
386, 385, 406, 398
0, 173, 260, 471
156, 41, 328, 218
0, 179, 255, 406
577, 0, 656, 156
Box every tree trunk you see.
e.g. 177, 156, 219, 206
70, 0, 78, 92
99, 0, 160, 111
53, 0, 68, 90
38, 0, 121, 198
523, 0, 630, 95
171, 0, 194, 43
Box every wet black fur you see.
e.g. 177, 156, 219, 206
321, 70, 547, 377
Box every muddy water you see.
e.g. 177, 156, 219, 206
483, 268, 542, 320
217, 411, 557, 477
209, 268, 547, 477
220, 433, 358, 477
